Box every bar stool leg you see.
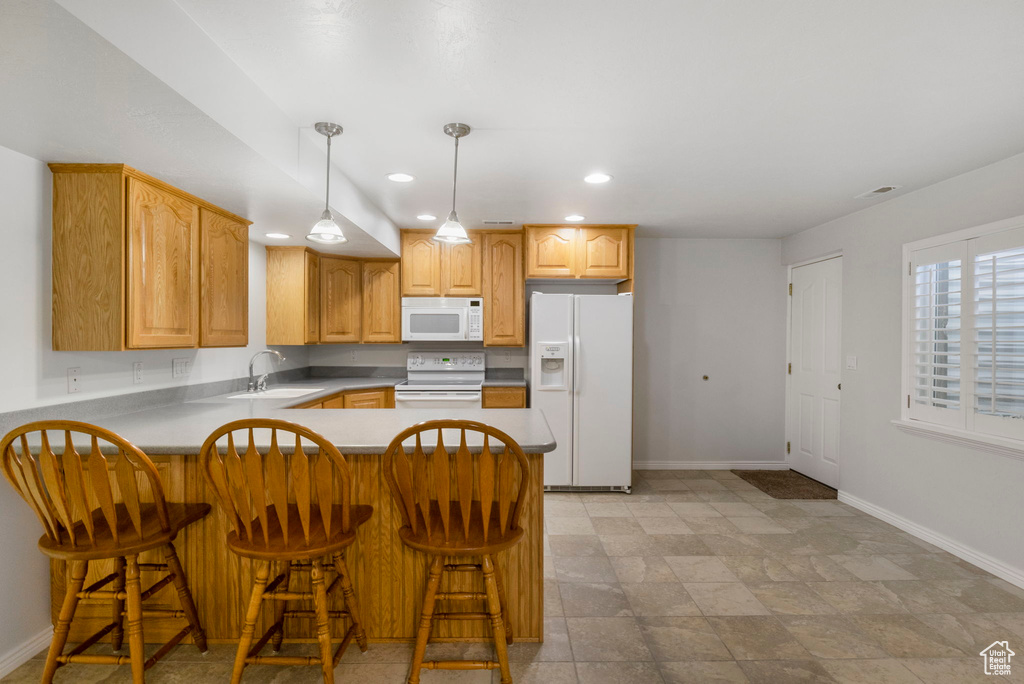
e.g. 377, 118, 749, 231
311, 558, 335, 684
125, 555, 146, 684
407, 555, 444, 684
232, 560, 270, 684
332, 551, 368, 652
491, 558, 513, 645
42, 560, 88, 683
482, 555, 512, 684
271, 559, 291, 652
111, 556, 126, 652
163, 543, 207, 653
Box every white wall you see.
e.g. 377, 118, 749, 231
0, 143, 308, 663
782, 150, 1024, 583
633, 238, 788, 468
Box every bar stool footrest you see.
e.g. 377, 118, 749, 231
422, 659, 500, 671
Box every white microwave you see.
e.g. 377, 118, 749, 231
401, 297, 483, 341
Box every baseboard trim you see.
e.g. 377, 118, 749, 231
634, 461, 790, 471
0, 626, 51, 678
838, 491, 1024, 590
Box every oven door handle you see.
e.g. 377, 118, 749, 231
395, 393, 482, 402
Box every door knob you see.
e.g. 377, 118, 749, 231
837, 383, 842, 390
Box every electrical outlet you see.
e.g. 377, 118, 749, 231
67, 367, 80, 394
350, 349, 357, 362
504, 350, 511, 362
133, 362, 144, 384
172, 358, 191, 379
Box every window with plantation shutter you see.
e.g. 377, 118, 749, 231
903, 221, 1024, 446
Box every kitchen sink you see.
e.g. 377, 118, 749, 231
227, 388, 325, 399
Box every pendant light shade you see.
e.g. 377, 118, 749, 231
307, 122, 347, 245
433, 123, 472, 245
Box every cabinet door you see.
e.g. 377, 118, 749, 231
526, 227, 576, 277
343, 389, 387, 409
320, 256, 362, 343
127, 178, 200, 348
401, 232, 442, 296
577, 227, 629, 278
321, 395, 344, 409
362, 261, 402, 343
304, 251, 320, 344
442, 240, 482, 296
482, 233, 525, 346
200, 209, 249, 347
482, 386, 527, 408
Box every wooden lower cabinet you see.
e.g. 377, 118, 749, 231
299, 387, 395, 409
343, 388, 392, 408
482, 386, 527, 408
50, 451, 544, 643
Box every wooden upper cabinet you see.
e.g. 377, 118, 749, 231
266, 246, 318, 346
442, 240, 482, 296
401, 232, 442, 296
526, 227, 576, 278
482, 232, 525, 347
576, 227, 629, 278
200, 209, 248, 347
127, 178, 200, 349
320, 256, 361, 343
50, 164, 250, 351
362, 261, 402, 343
305, 250, 321, 344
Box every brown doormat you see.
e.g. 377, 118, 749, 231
731, 469, 837, 500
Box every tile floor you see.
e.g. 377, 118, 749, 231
6, 469, 1024, 682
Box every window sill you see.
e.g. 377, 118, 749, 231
892, 419, 1024, 461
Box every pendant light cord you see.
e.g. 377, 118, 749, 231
325, 133, 332, 213
451, 135, 459, 214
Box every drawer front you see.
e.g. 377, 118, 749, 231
482, 386, 527, 409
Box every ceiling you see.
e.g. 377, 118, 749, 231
171, 0, 1024, 238
4, 1, 1024, 246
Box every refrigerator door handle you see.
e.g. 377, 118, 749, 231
573, 303, 581, 394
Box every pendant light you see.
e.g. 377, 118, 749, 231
306, 121, 347, 245
433, 123, 472, 244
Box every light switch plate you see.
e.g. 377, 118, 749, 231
133, 362, 143, 384
172, 358, 191, 379
846, 355, 858, 370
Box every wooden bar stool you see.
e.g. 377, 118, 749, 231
199, 418, 371, 684
0, 421, 209, 684
382, 420, 531, 684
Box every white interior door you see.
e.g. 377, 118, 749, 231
788, 256, 842, 488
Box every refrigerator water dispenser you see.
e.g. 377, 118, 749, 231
537, 342, 568, 390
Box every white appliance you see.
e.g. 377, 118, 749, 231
394, 351, 485, 409
402, 297, 483, 342
530, 293, 633, 491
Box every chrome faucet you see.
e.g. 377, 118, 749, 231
248, 349, 286, 392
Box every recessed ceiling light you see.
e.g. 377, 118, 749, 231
265, 232, 291, 239
584, 172, 612, 184
565, 215, 585, 221
387, 172, 415, 183
417, 214, 437, 221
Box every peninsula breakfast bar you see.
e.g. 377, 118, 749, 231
42, 387, 554, 645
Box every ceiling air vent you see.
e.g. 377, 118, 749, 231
482, 220, 516, 225
854, 185, 902, 200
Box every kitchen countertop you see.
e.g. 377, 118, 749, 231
75, 378, 554, 456
482, 378, 527, 387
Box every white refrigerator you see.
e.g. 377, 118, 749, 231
529, 292, 633, 491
